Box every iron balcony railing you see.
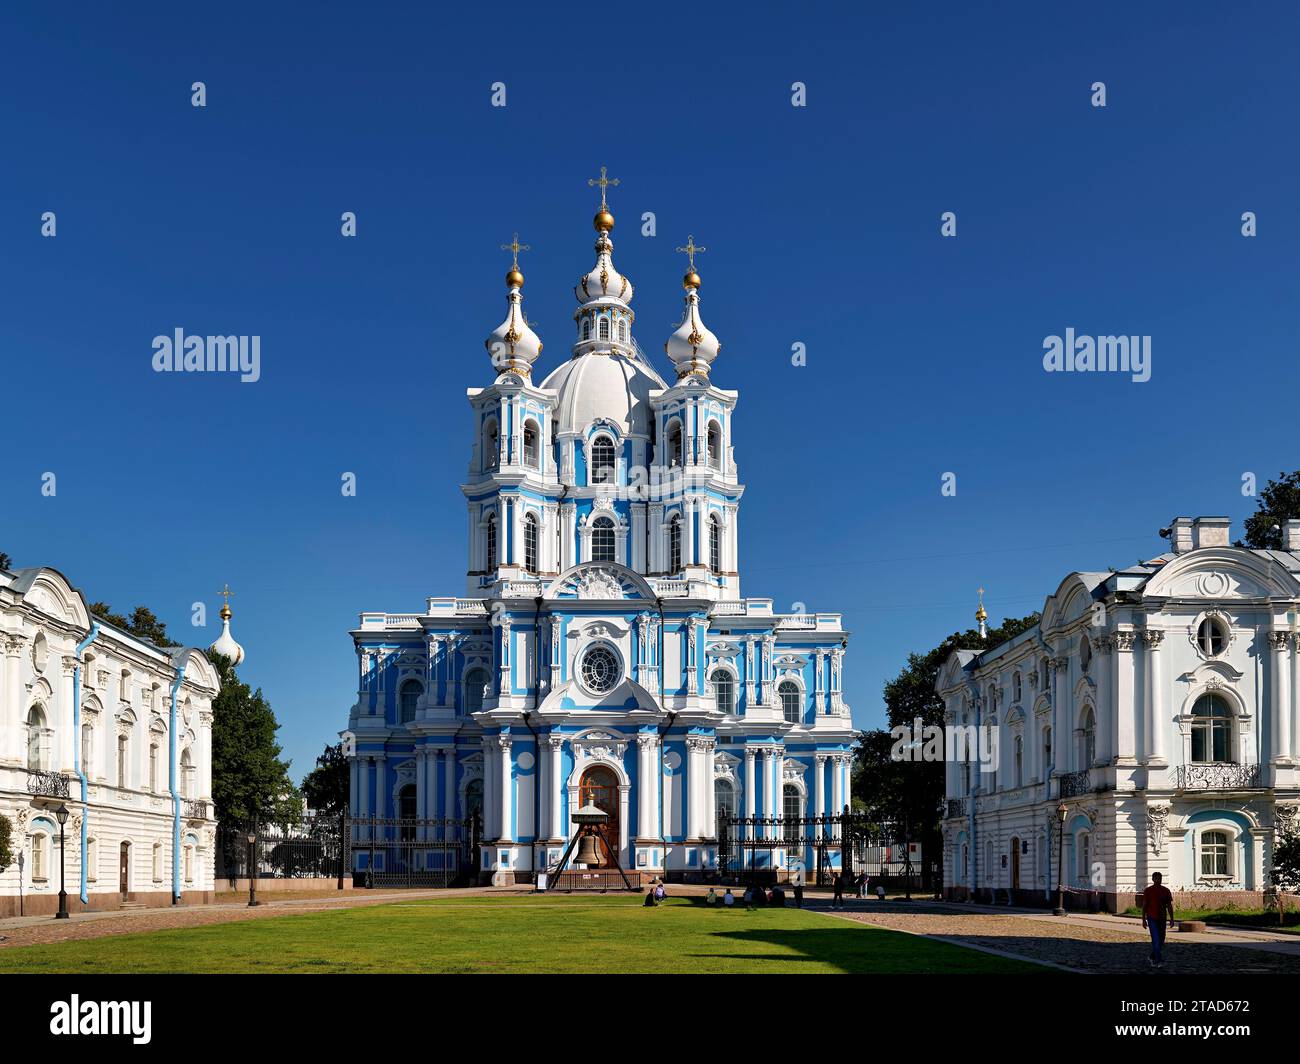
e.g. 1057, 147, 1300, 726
1058, 768, 1094, 798
26, 768, 71, 798
945, 798, 968, 819
183, 799, 210, 820
1175, 763, 1262, 790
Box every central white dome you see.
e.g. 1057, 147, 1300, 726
541, 349, 666, 438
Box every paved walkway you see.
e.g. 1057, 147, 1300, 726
809, 898, 1300, 974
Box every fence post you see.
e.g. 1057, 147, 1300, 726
338, 812, 346, 890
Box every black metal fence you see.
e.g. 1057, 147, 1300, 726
717, 813, 934, 890
214, 814, 480, 889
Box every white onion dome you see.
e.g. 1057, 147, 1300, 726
540, 346, 666, 439
209, 603, 245, 665
485, 269, 542, 377
665, 270, 720, 380
575, 228, 634, 315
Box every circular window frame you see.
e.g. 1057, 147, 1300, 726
1189, 611, 1232, 661
577, 642, 623, 697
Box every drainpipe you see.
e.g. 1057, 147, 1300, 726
73, 622, 100, 905
169, 657, 187, 905
523, 596, 544, 882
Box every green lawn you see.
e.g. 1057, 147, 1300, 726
0, 895, 1049, 974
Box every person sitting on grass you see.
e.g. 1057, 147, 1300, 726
644, 888, 657, 907
876, 883, 886, 902
654, 882, 666, 902
723, 888, 735, 907
769, 885, 786, 907
706, 887, 718, 905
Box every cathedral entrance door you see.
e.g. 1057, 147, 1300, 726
119, 842, 130, 895
1009, 838, 1020, 891
578, 766, 620, 867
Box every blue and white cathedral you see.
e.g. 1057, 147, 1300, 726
344, 175, 856, 883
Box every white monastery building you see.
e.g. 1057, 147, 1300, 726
0, 566, 219, 916
939, 516, 1300, 912
345, 175, 857, 884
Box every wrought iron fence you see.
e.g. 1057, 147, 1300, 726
1058, 768, 1094, 798
717, 813, 925, 887
1176, 762, 1262, 790
26, 769, 70, 798
216, 814, 347, 883
182, 799, 210, 820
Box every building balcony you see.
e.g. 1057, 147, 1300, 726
945, 798, 968, 819
1175, 763, 1262, 791
26, 768, 71, 799
1058, 768, 1095, 798
183, 798, 211, 820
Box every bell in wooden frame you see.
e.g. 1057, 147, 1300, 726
572, 802, 609, 867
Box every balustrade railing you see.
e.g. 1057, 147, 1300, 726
26, 768, 70, 799
1175, 763, 1262, 790
1058, 768, 1093, 798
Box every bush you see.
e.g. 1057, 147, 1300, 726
0, 814, 12, 874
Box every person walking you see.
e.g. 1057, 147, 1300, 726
1140, 871, 1175, 968
793, 881, 803, 908
832, 871, 845, 909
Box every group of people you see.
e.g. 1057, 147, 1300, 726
644, 870, 894, 911
830, 872, 886, 908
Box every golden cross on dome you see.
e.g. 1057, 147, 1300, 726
588, 165, 619, 208
218, 584, 235, 608
676, 234, 707, 272
500, 232, 529, 270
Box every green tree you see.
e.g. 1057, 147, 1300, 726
853, 612, 1041, 882
209, 652, 297, 828
87, 601, 176, 647
1271, 831, 1300, 923
1241, 471, 1300, 549
0, 813, 12, 874
301, 742, 350, 816
0, 551, 12, 571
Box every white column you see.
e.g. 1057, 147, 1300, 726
685, 738, 703, 839
814, 754, 826, 818
443, 748, 457, 828
373, 753, 386, 818
59, 656, 76, 772
497, 737, 513, 842
1291, 633, 1300, 761
685, 497, 696, 565
482, 738, 496, 839
636, 735, 654, 838
549, 737, 564, 840
831, 754, 843, 815
560, 503, 576, 571
1272, 631, 1292, 764
744, 748, 756, 839
1144, 630, 1166, 765
618, 785, 630, 861
1093, 638, 1112, 764
843, 754, 852, 810
704, 740, 716, 838
352, 758, 363, 817
1115, 635, 1137, 763
1, 637, 19, 764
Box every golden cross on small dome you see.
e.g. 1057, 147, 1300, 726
588, 165, 619, 209
218, 583, 235, 608
500, 232, 529, 270
676, 234, 707, 272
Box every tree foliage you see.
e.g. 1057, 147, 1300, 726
0, 551, 11, 571
87, 602, 176, 647
1272, 832, 1300, 893
852, 613, 1041, 865
0, 813, 11, 874
1241, 471, 1300, 549
301, 742, 350, 816
210, 652, 298, 827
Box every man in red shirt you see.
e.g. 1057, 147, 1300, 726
1140, 871, 1175, 967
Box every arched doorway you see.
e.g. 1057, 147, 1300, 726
119, 841, 131, 896
1009, 837, 1020, 891
578, 765, 620, 867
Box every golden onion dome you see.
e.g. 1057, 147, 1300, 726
683, 270, 701, 290
593, 208, 615, 233
506, 268, 524, 288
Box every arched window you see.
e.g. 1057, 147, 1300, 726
598, 317, 610, 340
1076, 831, 1091, 884
709, 515, 722, 573
26, 706, 46, 770
484, 420, 499, 471
618, 320, 627, 342
81, 722, 94, 776
590, 435, 616, 484
715, 778, 736, 825
707, 422, 722, 469
712, 669, 736, 715
581, 318, 591, 342
523, 512, 539, 572
523, 420, 539, 468
152, 842, 163, 882
465, 778, 484, 825
1040, 658, 1050, 690
184, 843, 195, 883
120, 669, 131, 701
485, 514, 497, 571
1197, 617, 1227, 657
31, 830, 49, 881
783, 784, 802, 843
1013, 735, 1023, 787
399, 785, 417, 821
1078, 708, 1095, 769
1191, 694, 1232, 763
149, 739, 160, 792
668, 515, 682, 572
464, 667, 490, 713
667, 421, 683, 467
591, 517, 616, 563
778, 681, 801, 724
117, 733, 129, 788
1013, 671, 1022, 702
181, 747, 195, 799
1200, 830, 1231, 877
399, 679, 421, 724
1079, 637, 1092, 673
1043, 725, 1052, 771
86, 837, 98, 882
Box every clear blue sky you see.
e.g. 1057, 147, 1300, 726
2, 1, 1297, 782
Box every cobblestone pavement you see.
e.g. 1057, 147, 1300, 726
816, 901, 1300, 974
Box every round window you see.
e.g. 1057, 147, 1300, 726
580, 645, 621, 693
1197, 618, 1226, 657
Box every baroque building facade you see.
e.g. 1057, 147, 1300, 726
0, 566, 218, 916
344, 179, 856, 884
938, 516, 1300, 912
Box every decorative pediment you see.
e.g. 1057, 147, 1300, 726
782, 759, 807, 782
545, 562, 655, 602
774, 655, 808, 670
572, 620, 629, 640
395, 759, 418, 785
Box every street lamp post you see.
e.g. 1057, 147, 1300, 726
1053, 801, 1068, 916
246, 822, 260, 907
54, 803, 70, 920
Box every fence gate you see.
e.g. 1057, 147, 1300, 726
718, 813, 914, 886
352, 816, 479, 888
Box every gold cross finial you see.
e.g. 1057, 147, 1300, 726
218, 584, 234, 608
676, 234, 707, 272
588, 165, 619, 209
500, 232, 529, 270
